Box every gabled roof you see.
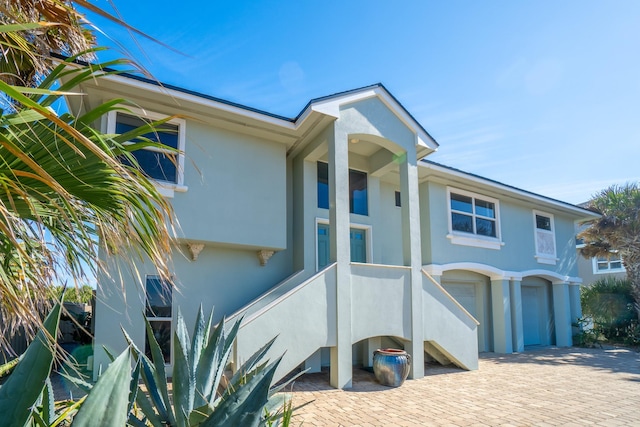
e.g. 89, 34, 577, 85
420, 160, 600, 219
83, 69, 438, 152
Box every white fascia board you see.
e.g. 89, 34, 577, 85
101, 73, 299, 130
421, 162, 600, 219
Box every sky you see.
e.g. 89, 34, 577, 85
87, 0, 640, 205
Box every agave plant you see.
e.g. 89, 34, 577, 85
125, 305, 289, 427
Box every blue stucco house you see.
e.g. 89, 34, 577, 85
71, 75, 598, 388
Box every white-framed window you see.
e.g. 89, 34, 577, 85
315, 218, 372, 271
593, 252, 625, 274
533, 210, 557, 265
107, 108, 187, 197
145, 275, 173, 364
446, 188, 502, 250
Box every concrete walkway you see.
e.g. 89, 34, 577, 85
287, 347, 640, 426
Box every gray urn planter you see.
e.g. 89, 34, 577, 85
373, 348, 411, 387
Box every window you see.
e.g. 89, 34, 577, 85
317, 162, 368, 215
395, 191, 401, 207
107, 109, 186, 193
593, 253, 625, 274
533, 211, 557, 264
145, 276, 172, 363
447, 188, 502, 249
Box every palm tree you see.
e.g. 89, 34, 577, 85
0, 1, 178, 349
579, 183, 640, 320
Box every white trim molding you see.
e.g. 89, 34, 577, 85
424, 263, 582, 284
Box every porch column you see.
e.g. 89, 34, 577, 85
491, 278, 513, 353
399, 151, 424, 379
552, 281, 572, 347
510, 279, 524, 352
569, 283, 583, 336
328, 124, 353, 389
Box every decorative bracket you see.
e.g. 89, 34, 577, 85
187, 243, 205, 261
257, 249, 275, 266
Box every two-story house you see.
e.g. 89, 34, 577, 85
70, 75, 598, 388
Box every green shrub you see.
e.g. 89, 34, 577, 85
581, 277, 636, 343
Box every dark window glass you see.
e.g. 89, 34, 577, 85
476, 218, 497, 237
317, 162, 329, 209
145, 320, 171, 363
317, 162, 368, 216
116, 113, 179, 183
349, 169, 368, 215
475, 200, 495, 218
452, 213, 473, 233
145, 277, 172, 318
395, 191, 401, 207
535, 215, 551, 231
451, 193, 473, 213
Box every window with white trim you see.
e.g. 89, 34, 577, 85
447, 188, 502, 249
533, 211, 557, 264
145, 276, 172, 364
107, 109, 186, 189
593, 253, 625, 274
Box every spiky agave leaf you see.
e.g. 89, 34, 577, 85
70, 348, 132, 427
0, 302, 61, 427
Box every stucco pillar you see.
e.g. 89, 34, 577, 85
510, 279, 524, 352
399, 152, 424, 379
491, 278, 513, 353
362, 337, 382, 367
328, 124, 353, 389
552, 282, 573, 347
569, 283, 582, 336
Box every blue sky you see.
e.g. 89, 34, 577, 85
88, 1, 640, 204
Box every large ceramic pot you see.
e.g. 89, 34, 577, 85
372, 348, 411, 387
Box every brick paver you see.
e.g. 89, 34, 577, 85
287, 347, 640, 426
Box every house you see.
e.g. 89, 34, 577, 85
69, 76, 599, 388
575, 220, 627, 286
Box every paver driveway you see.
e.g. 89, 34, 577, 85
287, 347, 640, 426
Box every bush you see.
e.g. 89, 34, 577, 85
581, 277, 636, 344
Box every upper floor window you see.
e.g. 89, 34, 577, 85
533, 211, 557, 265
593, 253, 625, 274
145, 276, 172, 364
447, 188, 502, 249
395, 191, 401, 207
317, 162, 368, 215
107, 109, 186, 189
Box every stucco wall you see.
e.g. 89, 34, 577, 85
420, 181, 580, 277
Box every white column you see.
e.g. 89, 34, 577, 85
399, 152, 424, 379
328, 124, 353, 389
552, 282, 573, 347
510, 279, 524, 352
491, 278, 513, 353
